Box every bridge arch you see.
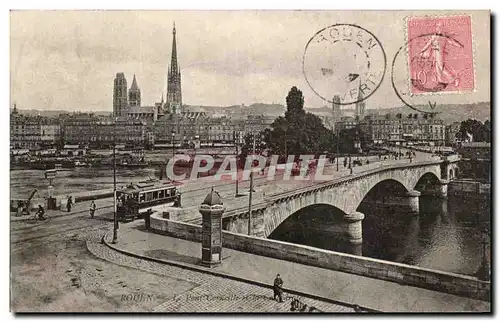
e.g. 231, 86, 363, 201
255, 163, 445, 239
357, 178, 411, 209
268, 203, 347, 243
414, 171, 442, 190
264, 176, 412, 238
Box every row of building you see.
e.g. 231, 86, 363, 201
10, 106, 275, 150
12, 104, 467, 151
334, 113, 451, 146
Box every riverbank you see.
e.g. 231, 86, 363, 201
449, 179, 491, 199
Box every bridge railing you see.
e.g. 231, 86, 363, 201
264, 158, 444, 201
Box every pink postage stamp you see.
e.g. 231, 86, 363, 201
407, 15, 474, 94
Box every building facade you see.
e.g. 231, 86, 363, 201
61, 113, 146, 147
358, 113, 446, 146
335, 116, 359, 132
10, 108, 60, 150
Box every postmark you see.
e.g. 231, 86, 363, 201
391, 15, 475, 113
406, 15, 474, 94
302, 24, 386, 105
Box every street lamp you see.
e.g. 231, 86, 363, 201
398, 126, 402, 158
477, 227, 490, 281
112, 117, 118, 244
336, 127, 339, 171
171, 130, 176, 157
194, 135, 199, 156
248, 132, 262, 236
233, 131, 240, 197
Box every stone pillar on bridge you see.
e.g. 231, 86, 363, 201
436, 179, 449, 198
343, 211, 365, 244
405, 190, 421, 214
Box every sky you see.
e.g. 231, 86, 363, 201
9, 10, 490, 112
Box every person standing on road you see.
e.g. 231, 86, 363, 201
273, 274, 284, 302
36, 205, 46, 221
66, 196, 73, 212
89, 201, 96, 218
144, 208, 153, 230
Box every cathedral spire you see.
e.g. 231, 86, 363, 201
166, 21, 182, 114
128, 74, 141, 107
170, 21, 178, 76
130, 74, 139, 91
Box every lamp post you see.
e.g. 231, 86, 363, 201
248, 133, 257, 235
233, 131, 240, 196
112, 117, 118, 244
194, 135, 199, 156
171, 130, 176, 158
477, 227, 490, 281
398, 126, 402, 158
336, 127, 339, 171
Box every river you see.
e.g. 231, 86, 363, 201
10, 168, 161, 199
269, 195, 490, 276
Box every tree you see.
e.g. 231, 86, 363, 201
285, 86, 305, 120
240, 86, 335, 159
483, 120, 491, 143
337, 127, 370, 154
456, 119, 489, 142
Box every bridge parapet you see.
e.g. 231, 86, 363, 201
442, 154, 461, 163
217, 158, 456, 239
265, 159, 444, 201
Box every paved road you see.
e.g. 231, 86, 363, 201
87, 229, 356, 313
10, 212, 355, 312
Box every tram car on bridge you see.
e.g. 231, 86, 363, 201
116, 181, 180, 222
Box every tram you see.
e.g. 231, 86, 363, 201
116, 181, 180, 222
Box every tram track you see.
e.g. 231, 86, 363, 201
11, 222, 109, 245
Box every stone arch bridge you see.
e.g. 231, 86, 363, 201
221, 156, 460, 244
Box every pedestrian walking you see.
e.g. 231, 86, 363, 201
89, 201, 96, 218
36, 204, 46, 221
66, 196, 73, 212
273, 274, 284, 302
144, 208, 153, 230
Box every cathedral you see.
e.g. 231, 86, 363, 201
165, 22, 183, 115
112, 22, 184, 120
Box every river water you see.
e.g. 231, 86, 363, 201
10, 168, 160, 199
270, 195, 490, 276
10, 168, 490, 276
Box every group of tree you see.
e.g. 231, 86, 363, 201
456, 119, 491, 143
240, 86, 371, 160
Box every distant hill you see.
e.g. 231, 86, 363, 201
14, 109, 112, 118
14, 102, 489, 124
364, 102, 491, 124
186, 103, 286, 119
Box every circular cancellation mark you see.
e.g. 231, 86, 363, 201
391, 32, 466, 114
302, 24, 387, 106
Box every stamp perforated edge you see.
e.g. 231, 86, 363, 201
402, 13, 478, 97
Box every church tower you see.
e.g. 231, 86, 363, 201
355, 86, 366, 120
113, 73, 128, 117
166, 22, 183, 115
128, 74, 141, 107
332, 95, 342, 130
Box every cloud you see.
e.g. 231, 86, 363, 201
10, 10, 490, 111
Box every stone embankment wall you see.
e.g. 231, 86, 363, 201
149, 214, 490, 301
